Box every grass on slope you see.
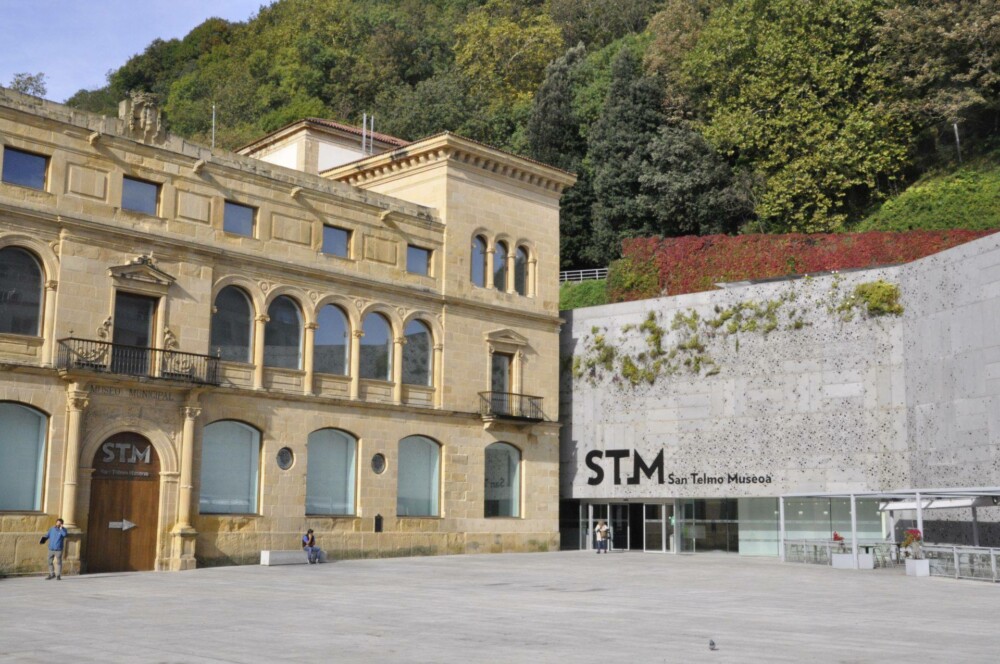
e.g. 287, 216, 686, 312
858, 158, 1000, 232
559, 279, 607, 310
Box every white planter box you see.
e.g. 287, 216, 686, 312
831, 552, 875, 569
831, 553, 855, 569
905, 559, 930, 577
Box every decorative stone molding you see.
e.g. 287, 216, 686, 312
119, 92, 164, 143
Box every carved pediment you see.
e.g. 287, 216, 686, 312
484, 329, 529, 347
108, 255, 175, 295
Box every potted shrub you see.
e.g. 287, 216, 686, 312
903, 529, 929, 576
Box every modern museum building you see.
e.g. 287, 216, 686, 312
560, 235, 1000, 556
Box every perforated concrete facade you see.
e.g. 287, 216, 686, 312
561, 233, 1000, 543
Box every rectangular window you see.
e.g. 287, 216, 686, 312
406, 245, 432, 276
122, 176, 160, 216
223, 201, 256, 237
322, 225, 351, 257
2, 147, 48, 190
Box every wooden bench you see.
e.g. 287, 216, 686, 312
260, 550, 327, 566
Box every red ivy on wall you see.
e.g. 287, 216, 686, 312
619, 231, 996, 299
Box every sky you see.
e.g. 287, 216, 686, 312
0, 0, 267, 103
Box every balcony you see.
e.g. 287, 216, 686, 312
478, 391, 546, 423
58, 338, 221, 386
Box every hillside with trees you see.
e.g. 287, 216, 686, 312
64, 0, 1000, 270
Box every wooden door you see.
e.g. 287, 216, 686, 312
85, 432, 160, 573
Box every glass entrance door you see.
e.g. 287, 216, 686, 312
609, 504, 629, 551
644, 503, 675, 552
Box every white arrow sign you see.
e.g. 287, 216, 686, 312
108, 519, 136, 531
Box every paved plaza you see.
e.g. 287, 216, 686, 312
1, 551, 997, 663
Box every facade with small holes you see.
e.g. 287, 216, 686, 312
0, 88, 574, 575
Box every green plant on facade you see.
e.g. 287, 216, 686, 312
571, 278, 905, 389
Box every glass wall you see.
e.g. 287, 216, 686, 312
0, 403, 46, 511
397, 435, 440, 517
199, 421, 260, 514
738, 498, 779, 556
484, 442, 520, 517
306, 429, 356, 515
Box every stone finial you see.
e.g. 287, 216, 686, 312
119, 91, 164, 143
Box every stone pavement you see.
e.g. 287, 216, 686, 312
1, 552, 997, 663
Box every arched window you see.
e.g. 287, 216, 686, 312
360, 313, 392, 381
314, 304, 349, 376
264, 296, 302, 369
494, 241, 508, 292
0, 402, 46, 511
402, 320, 432, 386
210, 286, 253, 362
0, 247, 43, 336
471, 235, 487, 288
306, 429, 357, 515
397, 435, 440, 517
514, 246, 529, 296
485, 442, 521, 518
199, 421, 260, 514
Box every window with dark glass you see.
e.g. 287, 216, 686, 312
2, 148, 47, 190
315, 304, 349, 375
402, 320, 432, 386
199, 421, 260, 514
407, 245, 431, 276
322, 225, 351, 258
0, 403, 46, 511
360, 313, 391, 380
210, 286, 252, 362
122, 176, 160, 216
0, 247, 43, 336
494, 241, 508, 292
223, 201, 255, 237
471, 235, 487, 287
485, 442, 520, 518
397, 435, 440, 517
306, 429, 357, 515
514, 246, 528, 296
264, 296, 302, 369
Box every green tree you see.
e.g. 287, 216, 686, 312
878, 0, 1000, 159
8, 72, 47, 97
548, 0, 660, 48
453, 0, 564, 112
587, 47, 666, 265
525, 43, 587, 171
639, 126, 753, 236
684, 0, 911, 232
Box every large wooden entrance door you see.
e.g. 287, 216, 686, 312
85, 432, 160, 573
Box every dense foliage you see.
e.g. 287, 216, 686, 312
612, 231, 997, 300
62, 0, 1000, 269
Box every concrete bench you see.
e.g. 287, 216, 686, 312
260, 550, 327, 566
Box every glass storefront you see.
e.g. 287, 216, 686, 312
571, 497, 880, 556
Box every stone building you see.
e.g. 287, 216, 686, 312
0, 88, 573, 574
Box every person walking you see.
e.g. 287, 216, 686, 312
40, 518, 68, 580
302, 528, 321, 564
595, 520, 609, 554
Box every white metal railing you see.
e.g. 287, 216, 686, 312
782, 539, 896, 566
560, 268, 608, 283
923, 544, 1000, 582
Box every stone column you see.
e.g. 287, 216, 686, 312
252, 314, 269, 389
506, 251, 516, 294
303, 322, 317, 396
392, 336, 406, 404
176, 405, 201, 529
60, 386, 89, 529
527, 258, 537, 298
485, 243, 495, 289
171, 403, 200, 570
432, 343, 444, 408
349, 329, 363, 399
41, 280, 58, 366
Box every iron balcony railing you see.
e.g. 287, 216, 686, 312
58, 338, 221, 386
479, 391, 545, 422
